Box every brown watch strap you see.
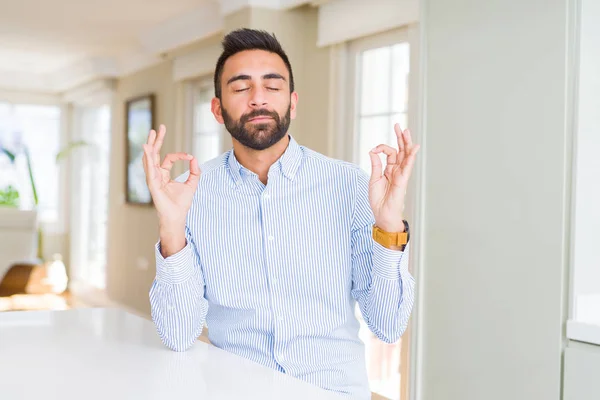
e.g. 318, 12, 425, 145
372, 222, 409, 250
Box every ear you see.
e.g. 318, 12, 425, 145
211, 97, 224, 124
290, 91, 298, 120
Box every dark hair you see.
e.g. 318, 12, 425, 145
213, 28, 295, 99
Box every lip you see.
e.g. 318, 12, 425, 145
248, 116, 273, 123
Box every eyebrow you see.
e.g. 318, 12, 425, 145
227, 73, 287, 85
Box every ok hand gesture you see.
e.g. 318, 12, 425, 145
368, 123, 420, 233
142, 124, 201, 226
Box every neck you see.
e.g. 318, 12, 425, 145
232, 135, 290, 184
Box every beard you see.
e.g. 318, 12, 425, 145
221, 103, 291, 151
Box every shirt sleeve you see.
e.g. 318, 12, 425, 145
149, 224, 209, 351
350, 169, 416, 343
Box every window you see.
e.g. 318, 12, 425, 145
354, 43, 409, 174
567, 3, 600, 345
344, 27, 417, 400
0, 103, 62, 226
70, 104, 111, 289
190, 78, 226, 164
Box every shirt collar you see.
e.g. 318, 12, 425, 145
227, 135, 303, 187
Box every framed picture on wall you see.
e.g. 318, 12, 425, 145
125, 94, 155, 205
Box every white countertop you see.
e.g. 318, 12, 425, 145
0, 307, 345, 400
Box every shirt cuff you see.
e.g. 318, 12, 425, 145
372, 240, 410, 280
155, 241, 195, 285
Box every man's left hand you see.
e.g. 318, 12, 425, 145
368, 123, 420, 233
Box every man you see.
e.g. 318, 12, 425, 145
143, 28, 420, 399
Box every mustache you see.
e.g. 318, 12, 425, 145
240, 109, 280, 123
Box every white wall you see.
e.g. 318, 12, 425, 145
417, 0, 573, 399
317, 0, 418, 47
563, 342, 600, 400
571, 0, 600, 299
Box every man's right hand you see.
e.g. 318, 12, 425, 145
142, 124, 201, 257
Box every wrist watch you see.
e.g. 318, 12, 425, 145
372, 220, 410, 251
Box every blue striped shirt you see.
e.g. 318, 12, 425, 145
149, 136, 415, 399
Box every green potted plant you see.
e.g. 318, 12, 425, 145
0, 185, 20, 207
0, 141, 91, 260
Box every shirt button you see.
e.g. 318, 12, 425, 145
272, 278, 278, 284
264, 194, 270, 199
268, 235, 274, 241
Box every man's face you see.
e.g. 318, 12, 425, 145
212, 49, 298, 151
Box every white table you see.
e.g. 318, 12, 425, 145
0, 307, 345, 400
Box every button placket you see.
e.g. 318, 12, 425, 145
260, 187, 281, 335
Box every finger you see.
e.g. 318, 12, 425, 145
146, 130, 159, 167
146, 128, 159, 167
403, 127, 414, 148
153, 125, 166, 167
371, 144, 398, 167
160, 152, 193, 172
153, 124, 166, 152
394, 124, 406, 166
185, 157, 202, 187
142, 144, 156, 181
147, 129, 157, 146
400, 144, 421, 179
368, 150, 383, 184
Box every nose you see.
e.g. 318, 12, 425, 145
249, 86, 268, 108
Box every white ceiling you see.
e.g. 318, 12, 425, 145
0, 0, 326, 93
0, 0, 215, 73
0, 0, 232, 92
